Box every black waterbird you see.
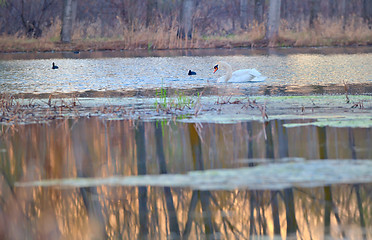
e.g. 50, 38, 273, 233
52, 62, 59, 69
188, 70, 196, 75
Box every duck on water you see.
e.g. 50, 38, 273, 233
52, 62, 59, 69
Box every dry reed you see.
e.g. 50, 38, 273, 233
0, 16, 371, 52
280, 15, 372, 47
0, 94, 84, 125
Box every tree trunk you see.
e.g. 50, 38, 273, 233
362, 0, 372, 24
61, 0, 76, 43
341, 0, 347, 30
309, 0, 320, 28
328, 0, 337, 18
178, 0, 194, 39
265, 0, 281, 44
71, 0, 77, 25
146, 0, 157, 27
281, 0, 288, 20
254, 0, 265, 23
240, 0, 249, 29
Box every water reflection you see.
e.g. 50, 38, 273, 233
1, 118, 371, 239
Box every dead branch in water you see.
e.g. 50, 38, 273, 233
343, 80, 350, 103
216, 95, 247, 105
351, 101, 364, 109
242, 98, 268, 121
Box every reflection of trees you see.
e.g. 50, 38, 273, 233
0, 119, 371, 239
72, 119, 107, 239
187, 123, 217, 239
265, 121, 281, 235
348, 127, 366, 239
135, 121, 149, 239
154, 122, 180, 237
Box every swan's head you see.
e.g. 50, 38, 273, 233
213, 64, 219, 73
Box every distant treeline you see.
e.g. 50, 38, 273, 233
0, 0, 372, 40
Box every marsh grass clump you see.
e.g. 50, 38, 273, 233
154, 85, 196, 114
0, 94, 38, 124
47, 94, 80, 110
0, 94, 84, 125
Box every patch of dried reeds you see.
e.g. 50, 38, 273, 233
202, 21, 266, 48
0, 15, 371, 52
280, 16, 372, 47
0, 94, 83, 126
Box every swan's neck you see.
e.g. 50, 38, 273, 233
219, 61, 233, 82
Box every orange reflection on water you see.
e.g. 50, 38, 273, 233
1, 118, 371, 239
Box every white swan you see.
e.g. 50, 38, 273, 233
213, 61, 266, 83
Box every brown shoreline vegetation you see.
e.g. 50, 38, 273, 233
1, 16, 372, 53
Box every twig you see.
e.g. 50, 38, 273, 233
343, 80, 350, 103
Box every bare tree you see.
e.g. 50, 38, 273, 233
1, 0, 372, 45
2, 0, 57, 38
341, 0, 347, 28
146, 0, 158, 27
309, 0, 320, 28
178, 0, 194, 39
240, 0, 249, 29
362, 0, 372, 24
281, 0, 288, 19
328, 0, 337, 18
254, 0, 265, 23
265, 0, 281, 44
61, 0, 76, 43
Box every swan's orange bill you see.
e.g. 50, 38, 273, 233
213, 65, 219, 73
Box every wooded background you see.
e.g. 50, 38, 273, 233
1, 0, 372, 43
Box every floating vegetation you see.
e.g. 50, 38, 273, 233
154, 85, 197, 114
284, 117, 372, 128
15, 160, 372, 190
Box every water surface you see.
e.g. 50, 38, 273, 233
1, 47, 371, 95
2, 118, 372, 239
1, 47, 372, 239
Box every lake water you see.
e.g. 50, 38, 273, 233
1, 47, 372, 96
1, 47, 372, 239
2, 118, 372, 239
